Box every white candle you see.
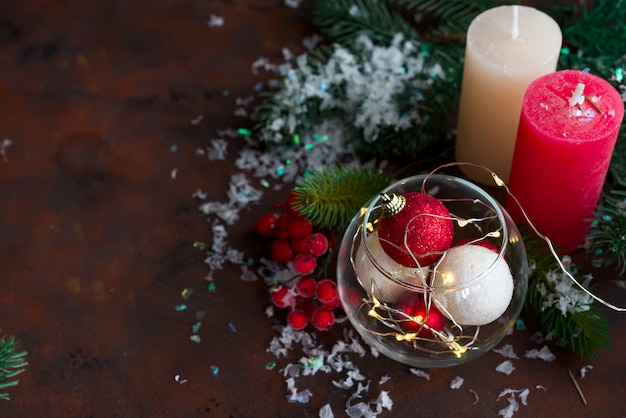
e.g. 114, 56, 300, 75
455, 5, 562, 184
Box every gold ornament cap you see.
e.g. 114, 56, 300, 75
380, 193, 406, 218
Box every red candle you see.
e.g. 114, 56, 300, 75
506, 70, 624, 253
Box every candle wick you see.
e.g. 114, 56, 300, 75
511, 6, 519, 40
569, 83, 585, 107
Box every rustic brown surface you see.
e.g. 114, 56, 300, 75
0, 0, 625, 417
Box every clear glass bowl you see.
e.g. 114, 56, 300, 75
337, 174, 528, 367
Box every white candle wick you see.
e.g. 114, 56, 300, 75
511, 6, 519, 40
569, 83, 586, 107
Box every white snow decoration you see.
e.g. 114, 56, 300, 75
370, 347, 379, 358
580, 365, 593, 379
495, 360, 516, 375
469, 389, 479, 405
409, 368, 431, 380
497, 388, 530, 418
524, 345, 556, 362
190, 114, 204, 125
450, 376, 464, 389
377, 391, 393, 411
236, 95, 255, 107
493, 344, 520, 359
1, 138, 12, 162
234, 108, 247, 117
302, 34, 323, 51
217, 128, 239, 138
536, 256, 594, 315
285, 377, 313, 403
170, 168, 178, 179
207, 14, 224, 28
208, 139, 228, 160
251, 57, 275, 75
378, 375, 390, 385
239, 264, 258, 282
191, 189, 207, 199
319, 404, 335, 418
285, 0, 302, 8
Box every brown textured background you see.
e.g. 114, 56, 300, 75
0, 0, 625, 417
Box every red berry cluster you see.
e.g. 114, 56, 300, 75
254, 193, 339, 331
270, 278, 339, 331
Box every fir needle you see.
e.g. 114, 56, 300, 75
568, 368, 588, 405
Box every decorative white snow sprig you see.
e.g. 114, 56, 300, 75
257, 33, 443, 145
533, 256, 594, 316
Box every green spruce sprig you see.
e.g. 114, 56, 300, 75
0, 333, 28, 401
523, 231, 611, 361
588, 189, 626, 275
313, 0, 423, 48
291, 165, 392, 232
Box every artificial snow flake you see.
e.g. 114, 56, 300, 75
190, 114, 204, 125
191, 189, 207, 199
580, 365, 593, 378
493, 343, 520, 359
524, 345, 556, 362
450, 376, 464, 389
0, 138, 12, 162
409, 368, 430, 380
208, 139, 228, 160
319, 404, 335, 418
495, 360, 516, 375
207, 14, 224, 27
497, 388, 530, 418
285, 0, 302, 8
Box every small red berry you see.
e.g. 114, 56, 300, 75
254, 213, 278, 238
320, 295, 340, 310
270, 285, 295, 309
291, 237, 309, 254
285, 192, 301, 216
288, 216, 313, 239
305, 233, 329, 256
270, 239, 294, 264
293, 253, 317, 276
310, 307, 335, 331
293, 295, 310, 311
315, 279, 338, 304
275, 214, 293, 239
295, 276, 317, 298
287, 310, 308, 330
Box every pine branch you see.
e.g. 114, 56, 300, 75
0, 333, 28, 401
560, 0, 626, 59
588, 190, 626, 274
313, 0, 422, 49
291, 165, 392, 231
523, 230, 611, 361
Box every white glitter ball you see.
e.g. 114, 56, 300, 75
354, 230, 429, 303
432, 245, 513, 326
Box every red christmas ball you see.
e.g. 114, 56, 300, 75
394, 291, 447, 336
377, 192, 453, 267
